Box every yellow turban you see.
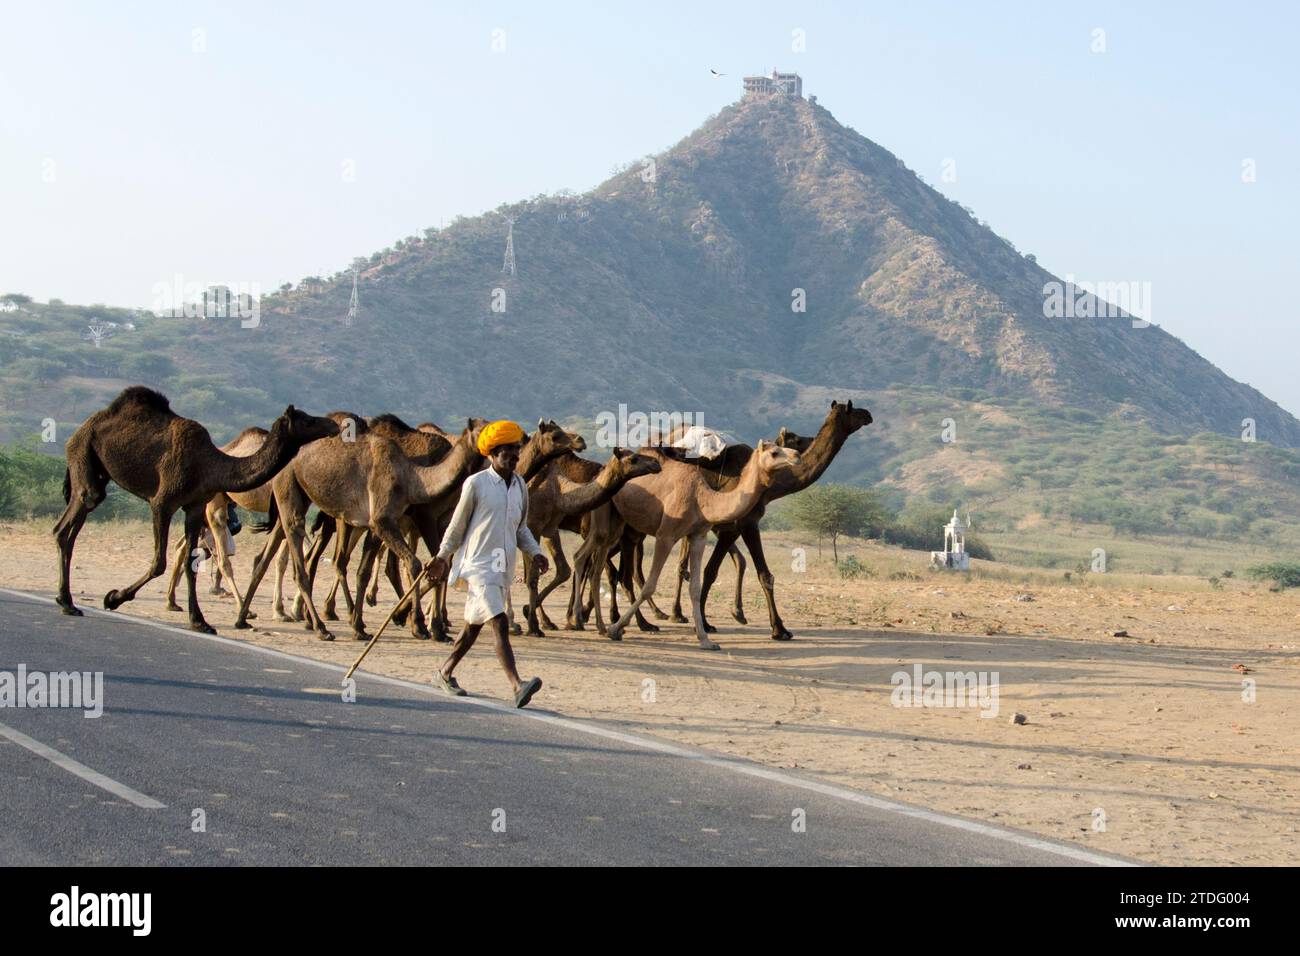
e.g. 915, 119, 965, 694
477, 420, 526, 456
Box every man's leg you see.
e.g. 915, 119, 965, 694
489, 612, 542, 707
440, 622, 483, 680
487, 613, 522, 691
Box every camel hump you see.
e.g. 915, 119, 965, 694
107, 385, 171, 415
368, 413, 417, 433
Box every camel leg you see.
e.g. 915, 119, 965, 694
728, 543, 748, 624
741, 522, 791, 641
385, 547, 411, 627
697, 528, 739, 634
619, 536, 660, 633
282, 505, 333, 640
370, 516, 426, 639
333, 525, 362, 618
607, 534, 679, 643
52, 460, 107, 616
634, 538, 669, 620
102, 503, 173, 612
686, 532, 719, 649
522, 542, 545, 637
605, 548, 623, 632
585, 542, 609, 634
349, 531, 384, 640
180, 505, 217, 633
300, 516, 340, 621
235, 522, 285, 629
207, 500, 242, 605
588, 550, 614, 618
322, 524, 362, 626
319, 521, 355, 622
565, 534, 600, 631
529, 532, 568, 632
367, 544, 385, 606
401, 510, 444, 641
164, 532, 188, 611
670, 538, 690, 622
272, 542, 292, 621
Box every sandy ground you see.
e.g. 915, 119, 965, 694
3, 518, 1298, 866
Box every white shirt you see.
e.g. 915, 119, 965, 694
436, 467, 543, 587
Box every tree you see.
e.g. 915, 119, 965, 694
787, 484, 889, 562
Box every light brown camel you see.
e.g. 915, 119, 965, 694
621, 426, 818, 627
568, 427, 810, 634
691, 400, 872, 639
597, 440, 800, 649
53, 386, 339, 632
235, 417, 488, 641
163, 427, 296, 620
516, 447, 662, 636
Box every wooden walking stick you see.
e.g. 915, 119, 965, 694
344, 562, 438, 682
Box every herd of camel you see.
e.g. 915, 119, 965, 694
52, 386, 873, 651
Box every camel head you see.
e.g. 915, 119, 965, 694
276, 406, 342, 446
533, 418, 586, 455
830, 399, 873, 432
464, 418, 492, 453
610, 447, 662, 480
775, 427, 816, 454
754, 439, 800, 478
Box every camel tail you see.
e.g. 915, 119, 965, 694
62, 468, 71, 504
251, 497, 278, 535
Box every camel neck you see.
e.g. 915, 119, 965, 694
779, 414, 849, 495
211, 421, 293, 494
555, 459, 623, 517
411, 433, 481, 502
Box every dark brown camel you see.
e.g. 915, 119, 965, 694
53, 386, 338, 632
615, 426, 818, 627
693, 400, 872, 639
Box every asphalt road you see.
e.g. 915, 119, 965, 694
0, 588, 1129, 866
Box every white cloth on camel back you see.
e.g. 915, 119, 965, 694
667, 424, 740, 460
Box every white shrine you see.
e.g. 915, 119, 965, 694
930, 510, 971, 571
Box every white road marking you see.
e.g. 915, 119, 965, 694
0, 720, 166, 809
1, 587, 1131, 864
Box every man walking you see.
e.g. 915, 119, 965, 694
429, 420, 548, 708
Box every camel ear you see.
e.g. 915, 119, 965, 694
777, 426, 789, 443
757, 439, 771, 451
538, 418, 545, 430
847, 399, 854, 409
284, 405, 296, 417
613, 447, 629, 459
467, 418, 475, 431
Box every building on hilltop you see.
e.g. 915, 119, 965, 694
743, 70, 802, 98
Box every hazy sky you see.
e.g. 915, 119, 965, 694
2, 2, 1297, 414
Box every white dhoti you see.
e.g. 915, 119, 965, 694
463, 581, 507, 625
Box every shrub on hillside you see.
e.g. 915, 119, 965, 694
1245, 562, 1300, 590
